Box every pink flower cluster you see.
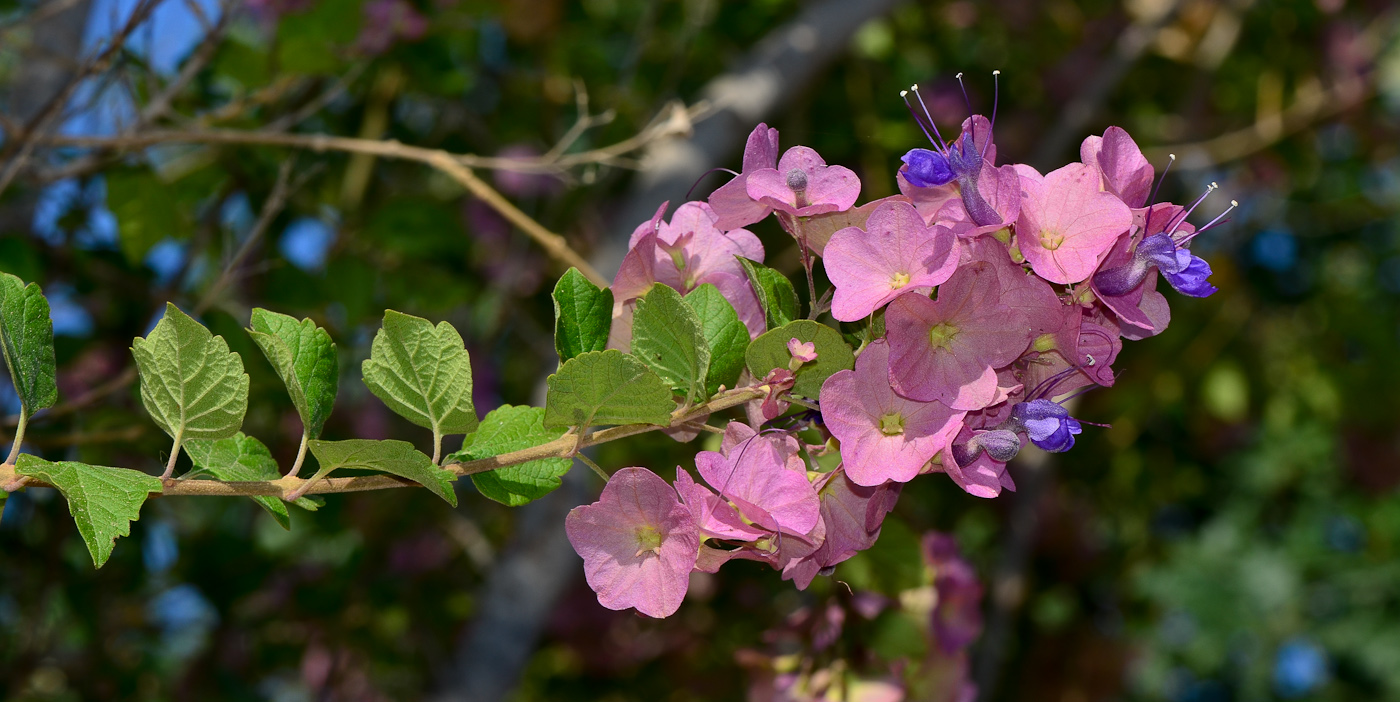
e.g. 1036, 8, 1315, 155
567, 97, 1230, 618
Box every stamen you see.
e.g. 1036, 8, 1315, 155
909, 84, 949, 152
1178, 199, 1237, 245
900, 90, 940, 148
983, 70, 1000, 161
1027, 365, 1082, 401
1142, 153, 1176, 233
684, 166, 741, 200
955, 72, 975, 146
1165, 182, 1217, 236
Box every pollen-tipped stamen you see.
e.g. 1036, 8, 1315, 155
909, 84, 950, 152
954, 72, 975, 145
1142, 153, 1177, 233
1177, 200, 1237, 245
983, 70, 1001, 161
1165, 182, 1218, 236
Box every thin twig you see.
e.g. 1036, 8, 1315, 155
574, 453, 610, 482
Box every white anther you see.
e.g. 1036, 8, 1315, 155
900, 90, 908, 97
1209, 182, 1218, 189
911, 83, 919, 91
1230, 200, 1239, 207
993, 69, 1001, 75
955, 72, 964, 79
1085, 354, 1096, 366
1168, 153, 1177, 161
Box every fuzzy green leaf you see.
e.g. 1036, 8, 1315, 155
132, 303, 250, 449
0, 272, 57, 413
737, 257, 799, 328
247, 309, 339, 439
746, 320, 856, 399
552, 268, 614, 363
15, 455, 162, 568
308, 439, 457, 507
361, 310, 477, 439
683, 284, 749, 396
447, 405, 571, 507
543, 349, 674, 430
184, 433, 320, 530
631, 284, 710, 402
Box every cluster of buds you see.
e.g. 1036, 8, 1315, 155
566, 75, 1232, 620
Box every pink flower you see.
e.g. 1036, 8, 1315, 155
820, 340, 966, 486
746, 147, 860, 218
708, 123, 781, 231
695, 424, 820, 535
787, 338, 818, 364
1080, 126, 1154, 208
932, 163, 1023, 239
785, 468, 902, 590
885, 262, 1032, 411
963, 237, 1065, 337
609, 202, 766, 350
823, 200, 959, 322
1014, 163, 1133, 284
675, 467, 766, 542
564, 467, 700, 618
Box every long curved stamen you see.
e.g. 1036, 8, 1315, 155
1026, 365, 1081, 401
1165, 182, 1217, 235
909, 84, 949, 152
685, 167, 741, 200
1178, 200, 1237, 245
901, 90, 941, 148
983, 70, 1000, 161
955, 72, 974, 146
1142, 153, 1176, 234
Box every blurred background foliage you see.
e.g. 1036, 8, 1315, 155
0, 0, 1398, 700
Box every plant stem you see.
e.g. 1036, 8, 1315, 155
575, 453, 610, 482
287, 432, 310, 479
160, 430, 183, 481
4, 409, 27, 466
432, 429, 443, 465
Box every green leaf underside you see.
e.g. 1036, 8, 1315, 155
132, 303, 250, 445
746, 320, 856, 399
631, 284, 710, 403
248, 309, 339, 440
16, 455, 162, 568
0, 272, 57, 412
361, 310, 477, 438
683, 284, 749, 396
184, 433, 319, 530
737, 257, 799, 328
542, 350, 675, 430
448, 405, 571, 507
552, 268, 614, 363
307, 439, 457, 507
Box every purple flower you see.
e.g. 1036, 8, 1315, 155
564, 467, 700, 618
823, 200, 959, 322
1092, 186, 1235, 301
820, 340, 966, 486
708, 123, 781, 231
886, 262, 1031, 411
745, 146, 860, 218
940, 426, 1016, 498
1010, 398, 1082, 452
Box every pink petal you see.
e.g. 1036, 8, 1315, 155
1015, 163, 1133, 284
825, 200, 959, 322
1082, 126, 1153, 208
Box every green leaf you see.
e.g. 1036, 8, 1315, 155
15, 455, 162, 568
631, 284, 710, 402
132, 303, 250, 447
184, 433, 320, 530
683, 284, 749, 396
247, 309, 339, 439
446, 405, 571, 507
0, 272, 57, 413
307, 439, 457, 507
361, 310, 478, 439
543, 350, 675, 430
552, 268, 614, 363
737, 257, 799, 328
746, 320, 856, 399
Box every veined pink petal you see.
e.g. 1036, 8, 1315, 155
1015, 163, 1133, 284
825, 200, 959, 322
1081, 126, 1154, 208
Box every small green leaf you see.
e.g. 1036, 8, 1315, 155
746, 320, 855, 399
737, 257, 799, 328
247, 309, 339, 439
632, 284, 710, 403
0, 272, 57, 413
543, 350, 674, 430
552, 268, 614, 363
361, 310, 478, 439
184, 433, 319, 530
133, 303, 250, 447
15, 455, 162, 568
307, 439, 457, 507
446, 405, 571, 507
683, 284, 750, 396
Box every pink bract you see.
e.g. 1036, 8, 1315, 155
785, 468, 902, 590
695, 424, 821, 536
940, 427, 1015, 499
1015, 162, 1133, 284
675, 467, 767, 542
820, 340, 966, 486
746, 146, 860, 217
564, 467, 700, 618
708, 123, 781, 231
824, 200, 959, 322
885, 262, 1032, 411
1081, 126, 1154, 208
